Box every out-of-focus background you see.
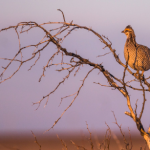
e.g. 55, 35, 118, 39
0, 1, 150, 149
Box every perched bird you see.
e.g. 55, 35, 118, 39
122, 25, 150, 78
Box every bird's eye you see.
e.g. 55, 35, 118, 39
125, 29, 132, 32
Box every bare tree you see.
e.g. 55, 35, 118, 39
1, 9, 150, 149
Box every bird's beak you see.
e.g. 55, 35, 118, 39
121, 30, 124, 33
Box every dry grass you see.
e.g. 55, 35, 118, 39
0, 132, 147, 150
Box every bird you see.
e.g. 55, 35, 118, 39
122, 25, 150, 79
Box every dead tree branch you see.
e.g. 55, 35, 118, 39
1, 9, 150, 149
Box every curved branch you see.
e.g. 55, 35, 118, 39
1, 13, 150, 148
57, 9, 66, 22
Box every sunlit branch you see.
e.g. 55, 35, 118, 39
45, 68, 95, 132
1, 9, 150, 148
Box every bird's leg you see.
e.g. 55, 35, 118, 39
133, 71, 144, 81
134, 70, 140, 79
141, 71, 145, 81
134, 70, 145, 81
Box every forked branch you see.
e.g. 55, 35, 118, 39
1, 9, 150, 149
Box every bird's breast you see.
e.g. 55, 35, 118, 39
124, 43, 150, 71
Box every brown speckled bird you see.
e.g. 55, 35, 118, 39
122, 25, 150, 77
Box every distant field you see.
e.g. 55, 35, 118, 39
0, 132, 147, 150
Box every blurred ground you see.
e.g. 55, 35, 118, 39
0, 131, 147, 150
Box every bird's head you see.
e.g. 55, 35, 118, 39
122, 25, 136, 45
121, 25, 135, 39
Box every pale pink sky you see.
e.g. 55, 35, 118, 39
0, 1, 150, 136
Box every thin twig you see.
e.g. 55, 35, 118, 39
57, 135, 68, 150
86, 122, 93, 150
57, 9, 66, 22
31, 131, 41, 150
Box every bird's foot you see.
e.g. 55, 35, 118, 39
133, 73, 144, 81
140, 74, 145, 81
